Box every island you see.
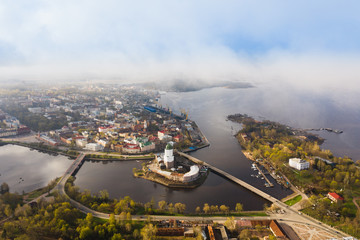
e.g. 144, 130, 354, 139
133, 142, 208, 188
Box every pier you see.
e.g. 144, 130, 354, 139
254, 163, 274, 187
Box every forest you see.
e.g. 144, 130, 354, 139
228, 113, 360, 237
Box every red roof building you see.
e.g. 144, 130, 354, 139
327, 192, 344, 203
123, 143, 141, 154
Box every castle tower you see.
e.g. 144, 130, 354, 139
164, 142, 174, 169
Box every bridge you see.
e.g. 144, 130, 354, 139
53, 153, 86, 195
47, 151, 347, 238
172, 151, 350, 238
176, 150, 279, 204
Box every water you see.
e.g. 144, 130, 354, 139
0, 144, 72, 194
75, 160, 269, 212
3, 85, 359, 212
75, 85, 360, 211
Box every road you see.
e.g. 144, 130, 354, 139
175, 150, 349, 238
46, 152, 350, 239
53, 153, 85, 195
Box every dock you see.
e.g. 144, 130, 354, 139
175, 150, 278, 204
254, 163, 274, 187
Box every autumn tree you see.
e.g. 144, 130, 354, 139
235, 203, 243, 212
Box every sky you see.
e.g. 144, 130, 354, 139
0, 0, 360, 91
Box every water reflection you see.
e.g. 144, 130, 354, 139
0, 144, 72, 193
75, 160, 270, 212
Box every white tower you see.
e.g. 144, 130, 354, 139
164, 142, 174, 169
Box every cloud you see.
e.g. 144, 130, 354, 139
0, 0, 360, 94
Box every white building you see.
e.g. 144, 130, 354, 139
85, 143, 104, 151
97, 139, 108, 147
164, 142, 174, 169
183, 165, 199, 182
289, 158, 310, 170
158, 130, 166, 139
76, 139, 88, 148
161, 134, 172, 142
140, 141, 155, 152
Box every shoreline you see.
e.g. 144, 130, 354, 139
134, 171, 208, 189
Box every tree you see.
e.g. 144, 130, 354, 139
158, 200, 167, 211
4, 205, 12, 217
268, 235, 277, 240
140, 223, 157, 240
195, 206, 201, 214
193, 226, 204, 240
203, 203, 210, 214
174, 202, 186, 214
235, 203, 243, 212
168, 203, 175, 214
210, 205, 219, 213
330, 180, 338, 190
1, 182, 9, 194
85, 213, 94, 227
99, 190, 109, 201
133, 229, 140, 239
79, 226, 93, 239
109, 214, 116, 225
238, 229, 251, 239
220, 205, 229, 214
126, 212, 132, 221
224, 217, 236, 231
125, 222, 132, 232
111, 233, 122, 240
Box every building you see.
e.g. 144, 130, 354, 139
76, 139, 88, 148
158, 130, 166, 139
183, 165, 199, 182
289, 158, 310, 170
36, 134, 58, 146
327, 192, 344, 203
0, 128, 17, 137
164, 142, 174, 168
85, 143, 104, 151
269, 220, 287, 239
123, 143, 141, 154
140, 141, 155, 152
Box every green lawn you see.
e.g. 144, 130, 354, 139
285, 195, 302, 206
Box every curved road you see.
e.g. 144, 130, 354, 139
52, 153, 350, 239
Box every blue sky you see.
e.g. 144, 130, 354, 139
0, 0, 360, 89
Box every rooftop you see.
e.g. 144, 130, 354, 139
165, 143, 173, 150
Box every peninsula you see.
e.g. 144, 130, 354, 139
228, 113, 360, 237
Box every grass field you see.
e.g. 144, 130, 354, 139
285, 195, 302, 206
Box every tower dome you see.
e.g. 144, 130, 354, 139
164, 142, 174, 168
165, 143, 173, 150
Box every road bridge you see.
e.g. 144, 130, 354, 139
47, 151, 348, 238
176, 150, 278, 204
53, 153, 86, 194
